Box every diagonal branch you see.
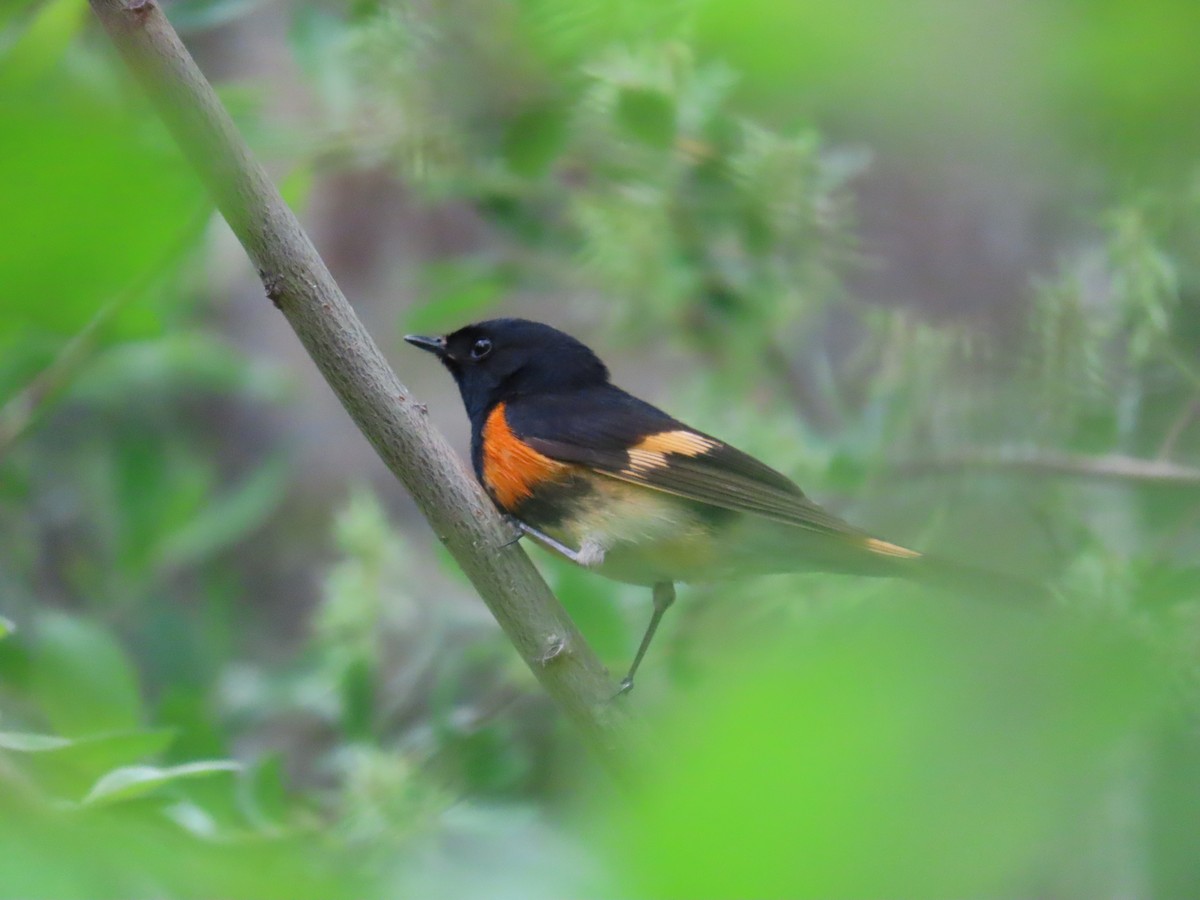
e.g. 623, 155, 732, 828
86, 0, 633, 774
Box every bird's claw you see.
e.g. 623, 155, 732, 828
500, 515, 525, 549
612, 676, 635, 700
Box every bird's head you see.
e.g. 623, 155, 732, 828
405, 318, 610, 420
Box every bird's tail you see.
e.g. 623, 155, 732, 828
837, 532, 1054, 606
740, 523, 1055, 604
900, 553, 1056, 606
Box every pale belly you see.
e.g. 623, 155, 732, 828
533, 475, 731, 586
523, 472, 903, 585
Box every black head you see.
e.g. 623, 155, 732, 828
405, 318, 610, 420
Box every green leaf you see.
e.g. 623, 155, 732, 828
0, 0, 87, 86
0, 615, 14, 640
615, 86, 676, 149
339, 655, 376, 741
109, 425, 203, 578
608, 604, 1158, 898
81, 759, 242, 806
0, 0, 41, 29
28, 619, 142, 744
161, 800, 221, 838
18, 729, 177, 798
243, 754, 291, 825
502, 103, 570, 177
824, 449, 869, 491
29, 614, 143, 736
0, 65, 206, 341
0, 731, 72, 752
155, 456, 289, 572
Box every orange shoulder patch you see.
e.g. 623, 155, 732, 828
482, 403, 571, 510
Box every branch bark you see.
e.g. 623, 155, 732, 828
890, 447, 1200, 485
87, 0, 632, 773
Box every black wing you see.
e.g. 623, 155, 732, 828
503, 386, 869, 540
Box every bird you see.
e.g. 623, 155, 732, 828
406, 318, 1040, 692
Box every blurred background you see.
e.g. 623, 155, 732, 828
2, 0, 1200, 896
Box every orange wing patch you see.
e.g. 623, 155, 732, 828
632, 429, 717, 457
862, 537, 922, 559
482, 403, 571, 510
621, 429, 717, 477
625, 448, 670, 474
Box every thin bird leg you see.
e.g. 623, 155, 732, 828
510, 518, 597, 565
618, 581, 676, 695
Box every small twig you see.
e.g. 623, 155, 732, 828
0, 288, 143, 461
0, 211, 206, 461
0, 300, 117, 460
890, 447, 1200, 486
1158, 396, 1200, 461
87, 0, 634, 776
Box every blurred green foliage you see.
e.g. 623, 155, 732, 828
4, 0, 1200, 896
608, 603, 1163, 898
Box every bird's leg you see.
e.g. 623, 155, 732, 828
617, 581, 676, 696
509, 519, 606, 568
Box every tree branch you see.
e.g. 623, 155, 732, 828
890, 447, 1200, 485
87, 0, 633, 773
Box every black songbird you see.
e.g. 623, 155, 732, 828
406, 318, 1021, 691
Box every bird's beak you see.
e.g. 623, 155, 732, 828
404, 334, 447, 357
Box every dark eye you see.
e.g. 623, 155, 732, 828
470, 338, 493, 360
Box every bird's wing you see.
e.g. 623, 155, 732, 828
504, 389, 909, 551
